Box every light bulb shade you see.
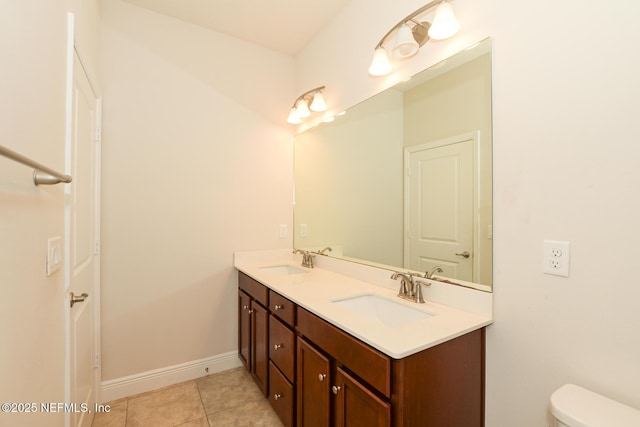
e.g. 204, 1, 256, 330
392, 23, 419, 58
295, 98, 311, 118
287, 108, 301, 124
428, 1, 460, 40
310, 92, 327, 112
368, 47, 392, 76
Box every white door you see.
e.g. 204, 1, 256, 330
65, 49, 101, 427
405, 133, 477, 281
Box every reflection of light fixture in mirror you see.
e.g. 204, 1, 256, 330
286, 86, 327, 124
368, 0, 459, 77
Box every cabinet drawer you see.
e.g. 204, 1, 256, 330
269, 290, 295, 327
297, 307, 391, 398
238, 272, 268, 307
269, 315, 295, 382
269, 361, 294, 427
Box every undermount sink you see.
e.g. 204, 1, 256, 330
333, 294, 433, 328
259, 264, 309, 275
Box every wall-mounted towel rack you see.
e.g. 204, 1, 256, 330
0, 144, 72, 186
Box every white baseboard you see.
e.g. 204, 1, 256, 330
100, 351, 243, 402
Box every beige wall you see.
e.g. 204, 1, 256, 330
0, 1, 100, 426
296, 0, 640, 425
99, 0, 294, 381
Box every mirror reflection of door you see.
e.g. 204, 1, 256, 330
405, 132, 477, 281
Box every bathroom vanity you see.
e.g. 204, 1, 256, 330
235, 250, 492, 426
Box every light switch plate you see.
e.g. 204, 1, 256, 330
46, 236, 62, 277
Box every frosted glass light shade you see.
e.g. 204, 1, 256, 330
310, 92, 327, 112
368, 47, 392, 76
392, 24, 419, 58
295, 98, 311, 118
287, 108, 301, 124
428, 1, 460, 40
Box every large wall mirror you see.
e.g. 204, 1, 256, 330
294, 38, 492, 292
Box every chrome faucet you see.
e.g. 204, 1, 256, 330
292, 249, 315, 268
316, 247, 333, 255
391, 271, 431, 304
424, 266, 443, 280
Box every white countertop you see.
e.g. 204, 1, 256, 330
234, 249, 493, 360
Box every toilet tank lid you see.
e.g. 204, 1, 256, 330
550, 384, 640, 427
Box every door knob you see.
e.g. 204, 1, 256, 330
318, 373, 327, 381
455, 251, 471, 258
70, 292, 89, 308
332, 385, 341, 395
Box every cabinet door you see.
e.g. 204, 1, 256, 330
251, 301, 269, 396
297, 337, 331, 427
238, 290, 251, 369
333, 367, 390, 427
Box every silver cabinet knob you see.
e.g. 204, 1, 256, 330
274, 393, 283, 400
318, 373, 327, 381
273, 344, 283, 350
455, 251, 471, 258
332, 385, 341, 395
274, 304, 284, 311
242, 305, 249, 310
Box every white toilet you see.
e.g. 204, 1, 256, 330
550, 384, 640, 427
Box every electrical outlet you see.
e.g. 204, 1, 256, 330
543, 240, 570, 277
279, 224, 287, 238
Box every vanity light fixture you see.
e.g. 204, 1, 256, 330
286, 86, 327, 124
368, 0, 460, 77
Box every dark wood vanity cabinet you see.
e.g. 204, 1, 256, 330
297, 336, 391, 427
238, 273, 269, 396
296, 306, 484, 427
238, 272, 297, 426
268, 300, 296, 426
297, 307, 391, 427
238, 272, 485, 427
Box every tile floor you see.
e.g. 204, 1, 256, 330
91, 367, 284, 427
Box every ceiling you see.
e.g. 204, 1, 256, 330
123, 0, 351, 56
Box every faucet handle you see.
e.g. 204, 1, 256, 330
413, 278, 431, 304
